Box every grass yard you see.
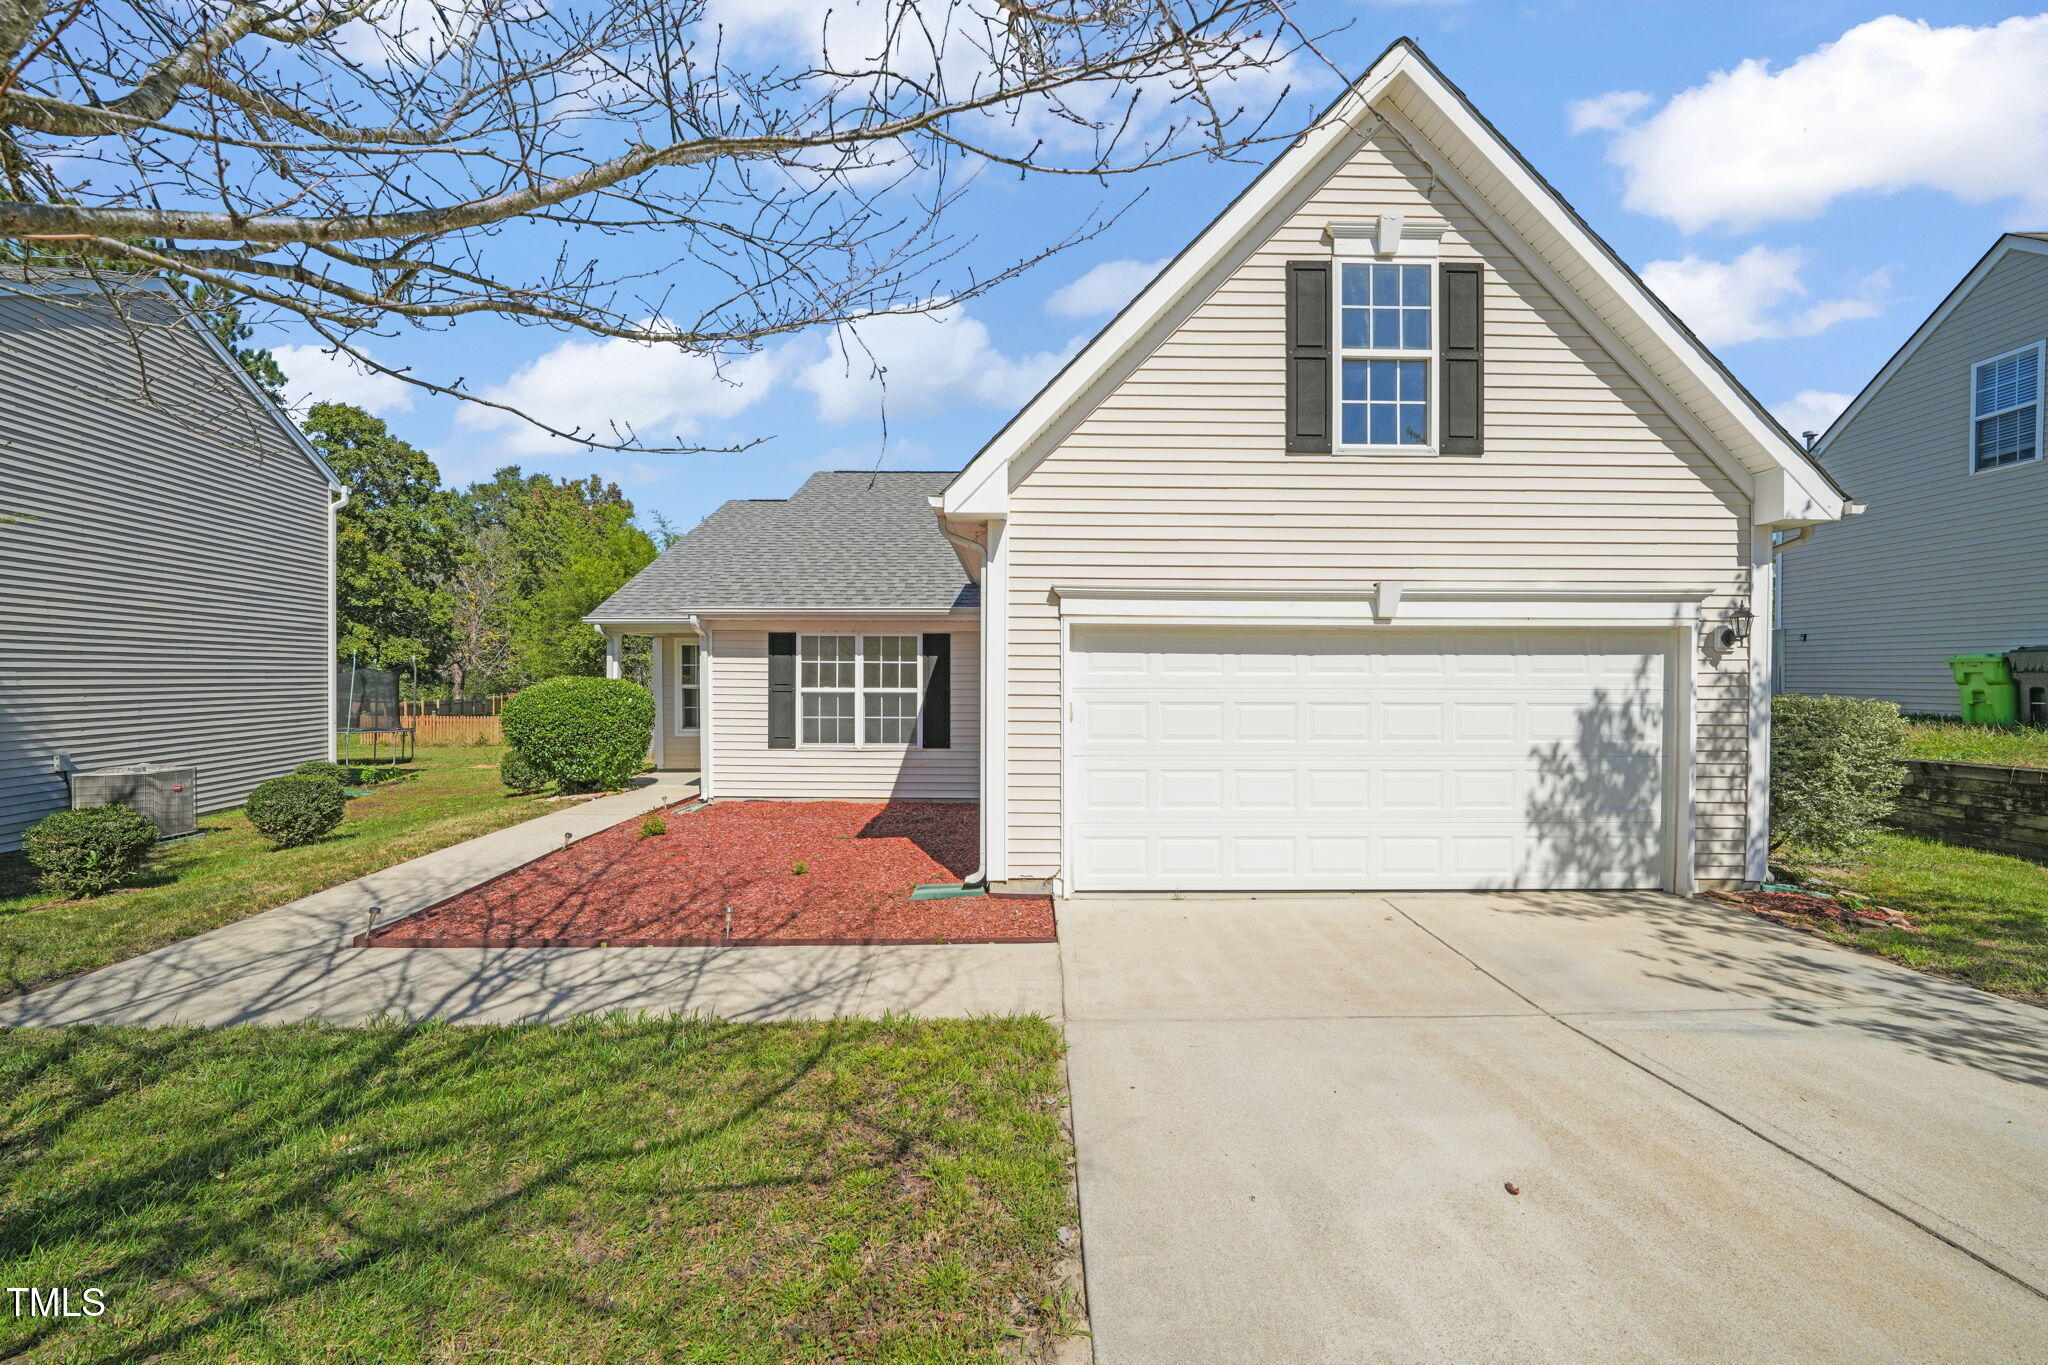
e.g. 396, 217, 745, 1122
1785, 830, 2048, 1004
0, 1017, 1075, 1365
1904, 718, 2048, 769
0, 746, 552, 998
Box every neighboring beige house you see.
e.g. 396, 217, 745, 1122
1779, 233, 2047, 713
591, 39, 1848, 894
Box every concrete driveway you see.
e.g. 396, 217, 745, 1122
1060, 891, 2048, 1363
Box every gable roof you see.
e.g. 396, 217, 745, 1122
941, 38, 1846, 527
588, 470, 977, 623
1813, 233, 2048, 459
0, 269, 341, 493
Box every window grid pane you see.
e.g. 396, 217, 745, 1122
1976, 406, 2038, 469
800, 635, 854, 689
863, 691, 917, 745
801, 691, 854, 745
1341, 359, 1429, 447
863, 635, 919, 690
1340, 262, 1430, 353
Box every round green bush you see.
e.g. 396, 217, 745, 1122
293, 760, 350, 787
22, 805, 159, 898
500, 677, 654, 793
500, 749, 548, 794
246, 774, 346, 849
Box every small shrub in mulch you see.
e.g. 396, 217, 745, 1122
1705, 888, 1918, 935
362, 800, 1055, 947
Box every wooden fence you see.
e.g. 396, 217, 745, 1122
1889, 759, 2048, 863
401, 696, 509, 747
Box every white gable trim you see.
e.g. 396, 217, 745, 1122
1815, 234, 2048, 460
941, 39, 1844, 526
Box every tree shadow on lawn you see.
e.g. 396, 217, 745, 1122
0, 1016, 1045, 1363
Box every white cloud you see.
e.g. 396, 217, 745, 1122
796, 305, 1072, 424
1639, 246, 1882, 348
1046, 258, 1168, 320
1565, 89, 1649, 135
272, 344, 415, 417
1585, 15, 2048, 231
1771, 389, 1854, 438
456, 331, 783, 455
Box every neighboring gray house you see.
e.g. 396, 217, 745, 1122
0, 273, 342, 849
1780, 233, 2048, 712
591, 41, 1849, 896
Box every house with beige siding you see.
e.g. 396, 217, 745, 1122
1779, 233, 2047, 714
590, 40, 1848, 894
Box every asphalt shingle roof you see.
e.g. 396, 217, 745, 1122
589, 470, 976, 620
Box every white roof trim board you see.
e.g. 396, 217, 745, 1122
1814, 233, 2048, 460
941, 38, 1846, 528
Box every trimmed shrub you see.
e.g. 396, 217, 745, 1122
1771, 695, 1909, 856
500, 749, 549, 795
500, 677, 654, 793
22, 805, 159, 898
246, 774, 347, 849
293, 760, 351, 787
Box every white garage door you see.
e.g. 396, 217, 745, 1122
1067, 625, 1669, 891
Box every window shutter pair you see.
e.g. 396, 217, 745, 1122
1284, 258, 1484, 455
766, 631, 950, 749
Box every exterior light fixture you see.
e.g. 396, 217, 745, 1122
1718, 607, 1755, 650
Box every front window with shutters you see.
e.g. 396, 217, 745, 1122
1337, 262, 1433, 449
1972, 344, 2042, 473
799, 634, 921, 747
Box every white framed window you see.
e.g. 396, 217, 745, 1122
1972, 343, 2042, 473
1337, 261, 1433, 451
673, 641, 700, 734
799, 634, 921, 747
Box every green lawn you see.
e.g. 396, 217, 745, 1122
0, 746, 552, 998
0, 1017, 1077, 1364
1784, 830, 2048, 1004
1904, 718, 2048, 769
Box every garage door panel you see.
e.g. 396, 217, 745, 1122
1068, 625, 1668, 891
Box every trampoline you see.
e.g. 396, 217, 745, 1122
336, 662, 416, 764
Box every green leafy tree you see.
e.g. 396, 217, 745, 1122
309, 402, 461, 674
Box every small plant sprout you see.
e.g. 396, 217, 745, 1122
640, 814, 667, 839
791, 860, 810, 875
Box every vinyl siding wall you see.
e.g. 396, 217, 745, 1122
706, 618, 979, 800
650, 632, 703, 771
1780, 248, 2048, 712
0, 291, 335, 849
999, 121, 1754, 886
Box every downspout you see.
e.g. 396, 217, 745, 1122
327, 483, 350, 761
934, 517, 989, 890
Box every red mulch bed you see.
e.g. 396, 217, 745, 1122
1704, 889, 1919, 934
359, 800, 1055, 948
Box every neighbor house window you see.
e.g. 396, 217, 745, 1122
674, 642, 699, 732
1338, 262, 1432, 448
799, 634, 920, 747
1972, 344, 2042, 472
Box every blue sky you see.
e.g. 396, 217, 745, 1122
265, 3, 2048, 536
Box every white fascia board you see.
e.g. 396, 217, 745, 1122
940, 39, 1843, 525
1056, 582, 1709, 628
939, 61, 1391, 519
1815, 235, 2048, 460
1375, 63, 1841, 521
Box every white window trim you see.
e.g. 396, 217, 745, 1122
1329, 226, 1442, 457
797, 632, 924, 749
672, 640, 701, 736
1967, 341, 2044, 477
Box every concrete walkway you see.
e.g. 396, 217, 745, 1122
0, 775, 1058, 1026
1060, 892, 2048, 1364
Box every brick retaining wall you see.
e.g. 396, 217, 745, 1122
1888, 759, 2048, 863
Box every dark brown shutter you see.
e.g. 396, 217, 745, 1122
1285, 260, 1332, 453
920, 633, 951, 749
1439, 261, 1484, 455
768, 632, 796, 749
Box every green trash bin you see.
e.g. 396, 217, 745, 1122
1949, 654, 2020, 726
